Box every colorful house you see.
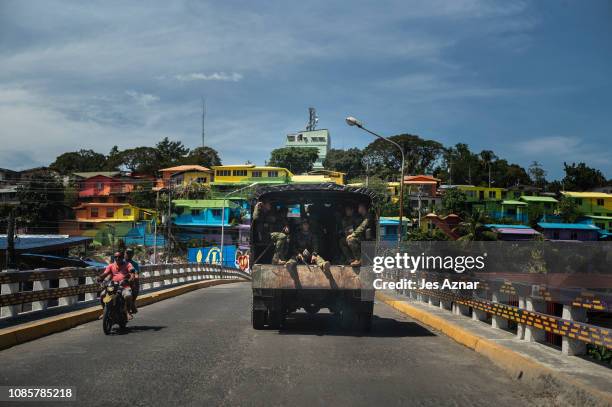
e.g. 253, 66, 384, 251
452, 185, 505, 202
536, 222, 601, 241
577, 215, 612, 239
485, 224, 540, 241
379, 217, 410, 241
519, 195, 558, 217
491, 200, 528, 223
211, 165, 293, 186
419, 213, 461, 240
561, 192, 612, 217
158, 165, 212, 190
172, 199, 240, 228
404, 175, 442, 213
292, 170, 345, 185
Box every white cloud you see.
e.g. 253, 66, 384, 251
174, 72, 243, 82
125, 90, 160, 107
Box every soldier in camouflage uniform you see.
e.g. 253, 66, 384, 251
286, 219, 330, 272
253, 200, 290, 264
339, 203, 372, 267
338, 205, 359, 265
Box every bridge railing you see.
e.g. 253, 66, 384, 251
386, 269, 612, 358
1, 263, 251, 320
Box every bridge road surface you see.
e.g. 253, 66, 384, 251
0, 282, 553, 407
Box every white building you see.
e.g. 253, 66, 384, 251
285, 129, 331, 169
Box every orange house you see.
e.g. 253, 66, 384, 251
78, 175, 137, 200
403, 175, 441, 197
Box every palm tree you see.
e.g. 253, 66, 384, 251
455, 210, 497, 241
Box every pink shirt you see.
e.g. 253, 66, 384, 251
105, 262, 134, 285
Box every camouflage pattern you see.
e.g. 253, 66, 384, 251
339, 213, 373, 262
253, 202, 289, 262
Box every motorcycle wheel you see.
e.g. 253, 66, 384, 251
102, 304, 113, 335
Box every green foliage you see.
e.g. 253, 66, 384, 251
562, 162, 607, 191
528, 161, 547, 189
174, 182, 211, 200
348, 176, 391, 213
120, 147, 159, 174
587, 345, 612, 365
268, 147, 319, 174
558, 196, 581, 223
155, 137, 190, 168
129, 181, 157, 208
182, 146, 222, 168
323, 148, 365, 180
406, 228, 449, 241
441, 188, 468, 216
456, 210, 497, 241
363, 134, 444, 181
527, 205, 544, 228
16, 173, 66, 231
49, 149, 108, 175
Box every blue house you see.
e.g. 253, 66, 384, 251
536, 222, 601, 241
173, 199, 240, 228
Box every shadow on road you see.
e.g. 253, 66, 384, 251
278, 313, 436, 338
112, 325, 167, 335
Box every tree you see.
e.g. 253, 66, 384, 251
49, 149, 107, 174
105, 145, 123, 171
348, 176, 392, 214
528, 161, 547, 189
562, 162, 607, 191
479, 150, 497, 187
155, 137, 189, 168
174, 182, 211, 200
129, 181, 157, 209
441, 188, 468, 216
15, 173, 66, 232
323, 148, 365, 180
268, 147, 319, 174
121, 147, 159, 175
363, 134, 444, 181
181, 146, 222, 168
558, 196, 581, 223
455, 210, 497, 241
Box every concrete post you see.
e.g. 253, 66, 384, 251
58, 276, 78, 307
1, 269, 20, 317
163, 267, 172, 286
562, 305, 587, 356
516, 296, 526, 340
524, 296, 546, 343
491, 291, 508, 330
428, 295, 440, 307
85, 276, 96, 302
472, 308, 488, 322
153, 267, 162, 288
440, 299, 452, 311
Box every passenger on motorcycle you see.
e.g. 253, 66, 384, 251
97, 251, 136, 319
125, 248, 140, 314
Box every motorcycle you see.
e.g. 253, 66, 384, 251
100, 280, 128, 334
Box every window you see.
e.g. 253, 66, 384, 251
287, 136, 295, 142
488, 191, 496, 199
268, 171, 279, 177
123, 208, 131, 216
575, 198, 583, 205
466, 191, 475, 198
95, 182, 103, 190
196, 177, 206, 183
233, 170, 247, 177
252, 171, 262, 177
593, 213, 601, 216
216, 170, 231, 177
191, 209, 201, 216
91, 207, 98, 218
570, 231, 578, 240
597, 199, 604, 206
553, 230, 559, 239
211, 209, 222, 217
106, 208, 114, 218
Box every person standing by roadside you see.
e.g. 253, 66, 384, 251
125, 248, 140, 314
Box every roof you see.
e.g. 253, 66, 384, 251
73, 171, 120, 179
75, 203, 132, 208
0, 235, 92, 252
291, 175, 331, 183
502, 200, 527, 206
520, 196, 559, 203
404, 175, 441, 184
494, 227, 540, 235
160, 165, 211, 173
485, 224, 531, 229
537, 222, 600, 230
172, 199, 238, 209
584, 215, 612, 220
562, 191, 612, 199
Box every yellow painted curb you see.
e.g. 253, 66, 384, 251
377, 292, 612, 406
0, 279, 247, 351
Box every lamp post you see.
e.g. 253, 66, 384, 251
220, 183, 259, 269
346, 116, 405, 243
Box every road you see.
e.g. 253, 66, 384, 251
0, 282, 552, 406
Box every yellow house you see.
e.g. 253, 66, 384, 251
211, 164, 293, 185
454, 185, 505, 202
158, 165, 212, 190
74, 202, 155, 223
561, 191, 612, 217
291, 170, 345, 185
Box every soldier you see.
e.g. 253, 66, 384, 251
339, 203, 372, 267
253, 200, 290, 265
338, 205, 359, 265
287, 219, 330, 272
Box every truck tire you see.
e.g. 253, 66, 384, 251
252, 299, 266, 330
303, 305, 320, 315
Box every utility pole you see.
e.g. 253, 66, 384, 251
153, 190, 159, 264
6, 209, 16, 270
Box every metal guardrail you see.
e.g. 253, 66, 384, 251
386, 270, 612, 356
1, 263, 251, 319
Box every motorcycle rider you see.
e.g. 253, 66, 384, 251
97, 251, 136, 320
125, 248, 140, 314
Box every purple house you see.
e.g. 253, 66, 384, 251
485, 224, 541, 241
536, 222, 601, 241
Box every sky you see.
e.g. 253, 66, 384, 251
0, 0, 611, 180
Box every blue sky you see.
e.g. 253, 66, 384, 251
0, 0, 610, 179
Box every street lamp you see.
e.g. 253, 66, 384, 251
346, 116, 405, 243
219, 182, 259, 269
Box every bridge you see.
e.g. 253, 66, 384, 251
1, 263, 611, 406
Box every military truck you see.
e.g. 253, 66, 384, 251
250, 183, 377, 331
